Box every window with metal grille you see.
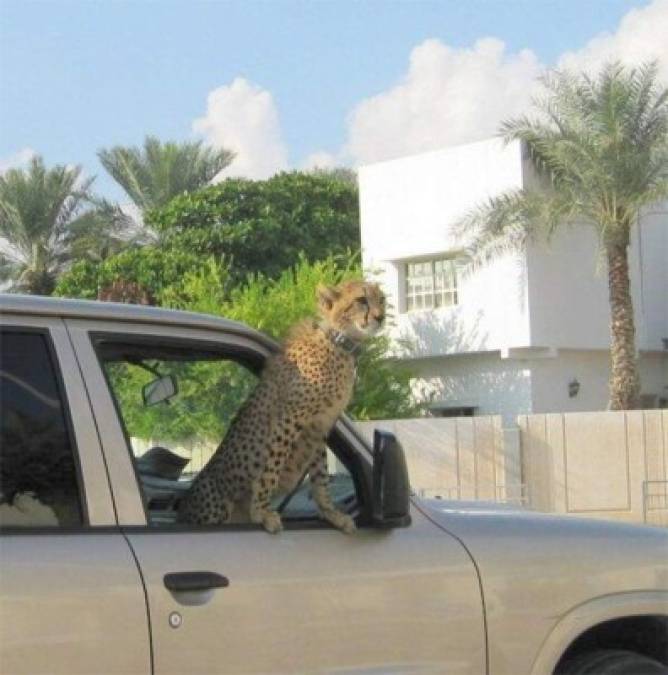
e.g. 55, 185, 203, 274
405, 257, 462, 311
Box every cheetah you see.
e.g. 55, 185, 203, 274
177, 280, 386, 534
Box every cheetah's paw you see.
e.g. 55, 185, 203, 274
325, 510, 356, 534
262, 511, 284, 534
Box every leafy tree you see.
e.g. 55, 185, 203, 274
457, 62, 668, 410
0, 156, 126, 295
309, 166, 358, 186
98, 136, 234, 214
163, 255, 422, 420
104, 358, 255, 445
146, 171, 361, 283
56, 170, 361, 301
54, 245, 203, 302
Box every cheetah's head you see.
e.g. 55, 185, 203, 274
317, 280, 386, 341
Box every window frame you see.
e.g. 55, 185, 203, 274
89, 330, 373, 532
404, 255, 462, 312
0, 326, 90, 530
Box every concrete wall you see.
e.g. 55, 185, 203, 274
358, 411, 667, 527
356, 416, 523, 503
518, 409, 668, 526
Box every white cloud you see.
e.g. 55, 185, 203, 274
193, 77, 289, 181
558, 0, 668, 81
0, 147, 35, 174
189, 1, 667, 178
341, 0, 667, 167
344, 38, 543, 166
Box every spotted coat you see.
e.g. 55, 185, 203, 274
178, 280, 386, 533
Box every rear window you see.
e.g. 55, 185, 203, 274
0, 330, 83, 528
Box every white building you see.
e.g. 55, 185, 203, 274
359, 137, 668, 423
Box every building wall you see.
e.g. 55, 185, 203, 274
408, 350, 667, 423
525, 211, 668, 352
359, 137, 524, 262
409, 352, 533, 422
387, 252, 530, 358
359, 139, 668, 418
529, 350, 667, 414
360, 138, 532, 357
636, 205, 668, 351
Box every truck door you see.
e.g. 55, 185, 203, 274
68, 319, 486, 674
0, 315, 150, 675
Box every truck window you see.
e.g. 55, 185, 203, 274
95, 338, 358, 528
0, 330, 84, 528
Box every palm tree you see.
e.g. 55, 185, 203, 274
0, 156, 127, 295
97, 136, 235, 213
457, 62, 668, 410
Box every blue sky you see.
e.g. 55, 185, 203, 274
1, 0, 666, 201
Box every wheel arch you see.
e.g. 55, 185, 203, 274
528, 591, 668, 675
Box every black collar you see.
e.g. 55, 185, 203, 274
319, 324, 363, 356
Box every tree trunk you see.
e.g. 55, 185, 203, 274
606, 240, 640, 410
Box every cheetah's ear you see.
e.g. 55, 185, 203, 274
317, 284, 340, 311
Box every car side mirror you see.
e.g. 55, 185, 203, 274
142, 374, 178, 407
371, 430, 412, 528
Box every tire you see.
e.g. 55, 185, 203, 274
563, 649, 668, 675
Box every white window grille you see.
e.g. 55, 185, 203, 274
405, 257, 463, 311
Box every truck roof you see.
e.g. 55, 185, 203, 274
0, 293, 276, 349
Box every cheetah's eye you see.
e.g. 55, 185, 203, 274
356, 297, 369, 307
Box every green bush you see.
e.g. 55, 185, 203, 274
54, 246, 205, 302
164, 255, 422, 420
146, 171, 360, 283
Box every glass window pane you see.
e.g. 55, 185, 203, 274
445, 261, 456, 288
97, 341, 359, 528
1, 331, 83, 527
406, 257, 465, 311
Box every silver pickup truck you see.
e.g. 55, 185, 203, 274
1, 294, 666, 675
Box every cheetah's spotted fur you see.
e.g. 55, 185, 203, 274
178, 280, 386, 533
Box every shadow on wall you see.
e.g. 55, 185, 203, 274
390, 307, 490, 359
384, 308, 534, 422
414, 364, 531, 420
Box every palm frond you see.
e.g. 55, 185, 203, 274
453, 188, 582, 267
492, 61, 668, 244
98, 136, 235, 213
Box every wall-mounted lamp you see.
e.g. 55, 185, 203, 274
568, 378, 580, 398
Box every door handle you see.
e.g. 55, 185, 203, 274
163, 571, 230, 593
